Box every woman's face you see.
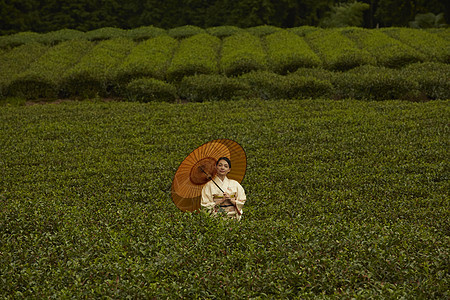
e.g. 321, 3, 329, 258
216, 159, 231, 177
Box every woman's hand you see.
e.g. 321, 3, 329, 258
223, 193, 236, 205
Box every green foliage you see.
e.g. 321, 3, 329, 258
38, 29, 86, 45
0, 32, 41, 49
265, 30, 321, 74
342, 27, 425, 68
0, 43, 49, 98
401, 62, 450, 100
320, 1, 370, 28
206, 26, 244, 38
85, 27, 128, 41
0, 99, 448, 298
331, 65, 420, 100
246, 25, 283, 37
115, 35, 177, 84
431, 28, 450, 41
1, 27, 449, 101
178, 74, 250, 102
166, 34, 220, 82
7, 40, 94, 99
125, 26, 167, 41
168, 25, 206, 39
382, 27, 450, 63
125, 77, 177, 102
288, 26, 320, 37
305, 28, 374, 70
409, 12, 447, 29
61, 38, 135, 98
241, 71, 333, 100
220, 33, 267, 76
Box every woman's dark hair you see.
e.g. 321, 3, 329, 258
216, 157, 231, 168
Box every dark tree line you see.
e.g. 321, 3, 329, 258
0, 0, 448, 35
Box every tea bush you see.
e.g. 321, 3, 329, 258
304, 28, 374, 70
0, 99, 448, 298
342, 27, 425, 68
241, 71, 333, 99
85, 27, 128, 41
382, 27, 450, 63
168, 25, 206, 39
126, 26, 167, 41
206, 26, 244, 38
265, 30, 321, 74
220, 33, 267, 76
331, 65, 420, 100
115, 35, 177, 84
288, 26, 320, 37
431, 28, 450, 41
33, 29, 86, 45
166, 34, 220, 82
401, 62, 450, 100
7, 40, 94, 99
246, 25, 283, 37
0, 31, 41, 48
178, 74, 250, 101
0, 43, 49, 98
61, 37, 135, 98
125, 77, 177, 102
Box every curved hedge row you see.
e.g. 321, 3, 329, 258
8, 40, 94, 99
381, 28, 450, 63
114, 62, 449, 103
0, 43, 49, 98
115, 35, 177, 84
220, 33, 267, 76
166, 34, 220, 81
265, 30, 321, 74
61, 37, 135, 98
304, 29, 374, 71
0, 27, 449, 101
342, 28, 425, 68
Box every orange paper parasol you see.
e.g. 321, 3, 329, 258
171, 139, 246, 212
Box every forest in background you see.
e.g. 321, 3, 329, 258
1, 0, 448, 35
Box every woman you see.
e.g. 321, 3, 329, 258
201, 157, 246, 220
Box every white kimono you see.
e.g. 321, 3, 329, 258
201, 176, 246, 220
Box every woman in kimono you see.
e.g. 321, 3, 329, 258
201, 157, 246, 220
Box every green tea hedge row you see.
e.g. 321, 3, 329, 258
241, 71, 333, 100
401, 62, 450, 100
125, 77, 177, 102
265, 30, 321, 74
7, 40, 94, 99
168, 25, 206, 39
166, 34, 220, 81
382, 28, 450, 63
245, 25, 283, 37
206, 26, 244, 38
331, 65, 420, 100
0, 43, 49, 98
1, 25, 448, 50
178, 74, 249, 101
115, 35, 177, 84
61, 37, 135, 98
304, 29, 374, 71
123, 63, 449, 102
342, 28, 425, 68
220, 33, 267, 76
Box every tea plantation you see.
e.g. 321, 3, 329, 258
0, 99, 448, 298
0, 25, 449, 102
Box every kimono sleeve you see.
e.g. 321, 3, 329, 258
234, 182, 246, 213
201, 182, 215, 212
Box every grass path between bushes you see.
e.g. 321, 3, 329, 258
0, 98, 449, 298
